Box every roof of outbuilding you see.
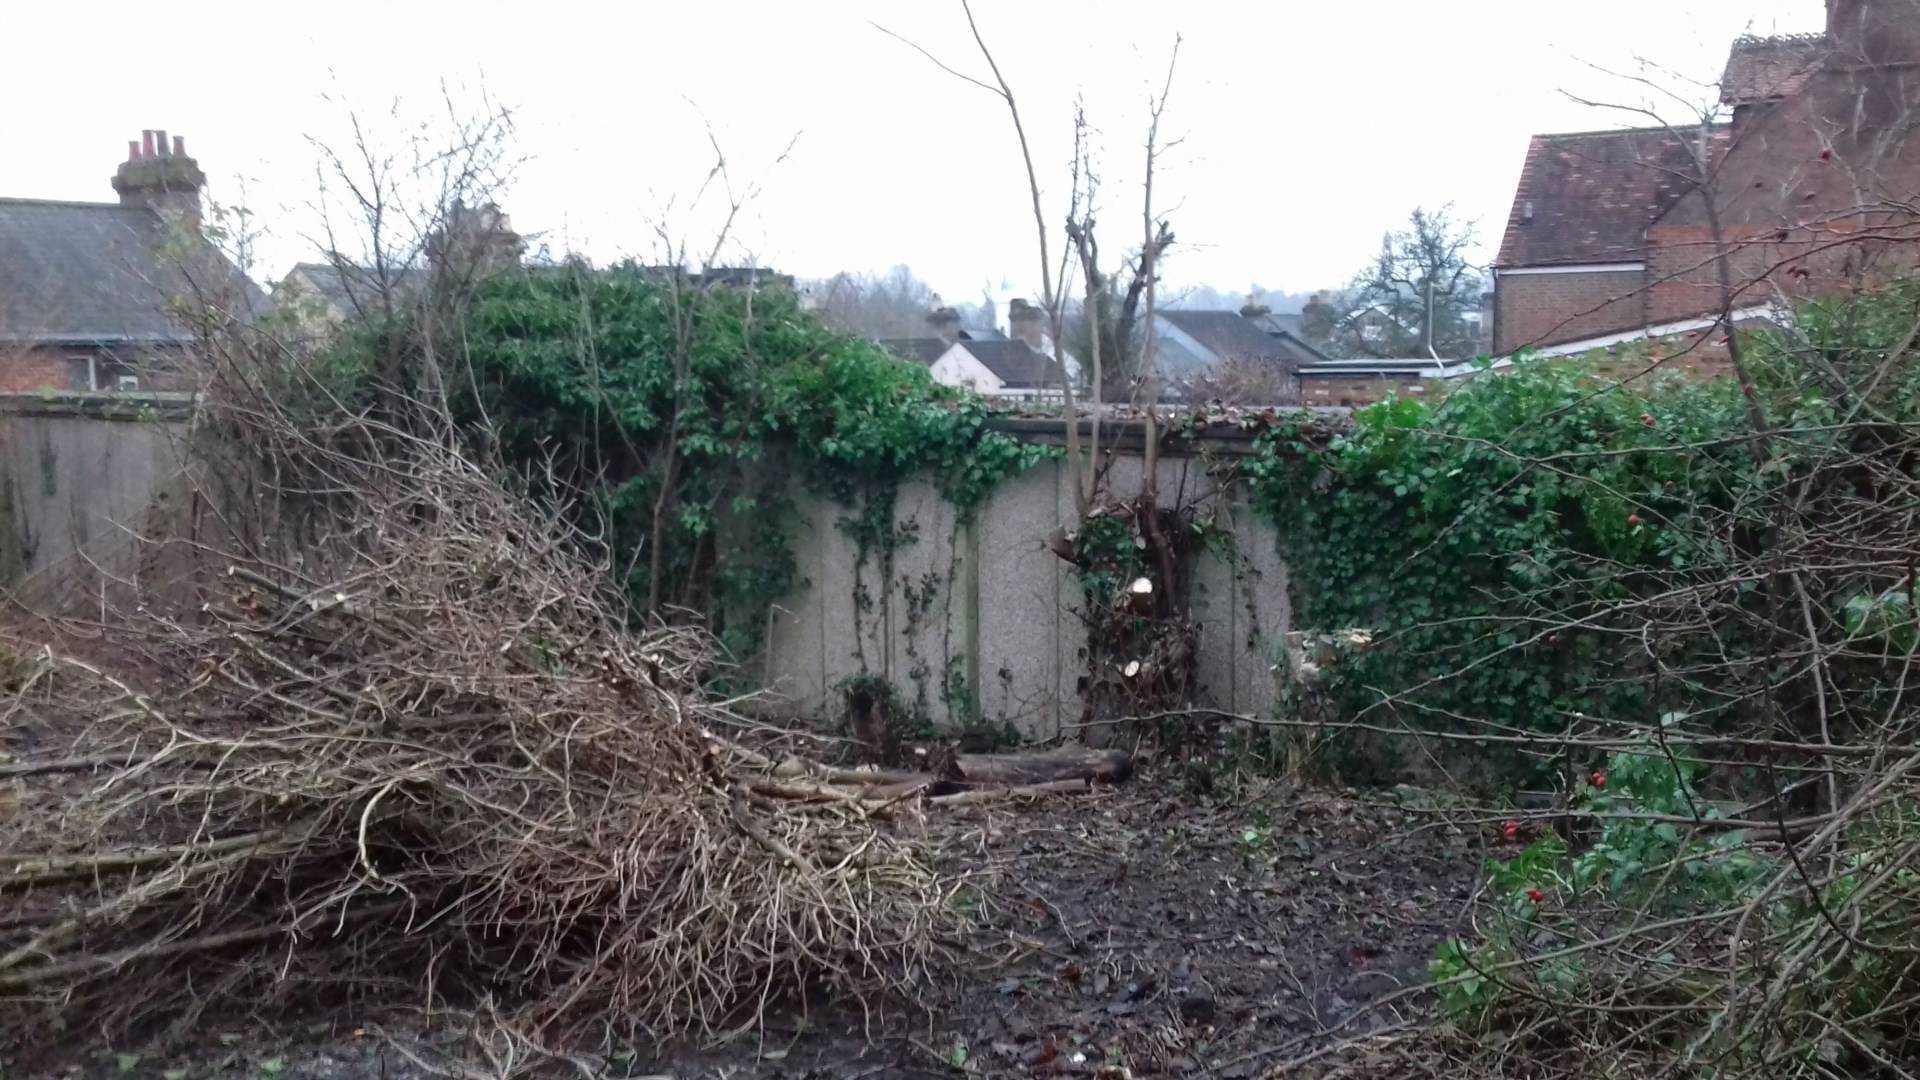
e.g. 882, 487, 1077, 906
1721, 33, 1828, 106
1494, 125, 1726, 268
0, 198, 259, 344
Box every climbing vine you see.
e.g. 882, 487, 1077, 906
1241, 350, 1762, 783
452, 263, 1051, 660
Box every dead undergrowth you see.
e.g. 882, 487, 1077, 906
0, 405, 954, 1056
0, 772, 1483, 1079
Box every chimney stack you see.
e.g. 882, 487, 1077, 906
1300, 292, 1336, 344
1007, 298, 1046, 350
425, 200, 525, 278
927, 305, 964, 343
1826, 0, 1920, 66
113, 128, 206, 231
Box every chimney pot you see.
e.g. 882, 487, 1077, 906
115, 128, 206, 228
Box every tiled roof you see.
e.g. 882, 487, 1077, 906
1248, 311, 1307, 338
1158, 309, 1329, 369
1495, 125, 1727, 268
0, 198, 258, 344
956, 339, 1062, 390
1721, 33, 1828, 106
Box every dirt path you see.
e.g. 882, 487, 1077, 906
15, 776, 1477, 1079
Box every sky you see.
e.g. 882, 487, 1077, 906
2, 1, 1826, 307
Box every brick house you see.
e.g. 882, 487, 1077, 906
0, 131, 259, 392
1491, 0, 1920, 364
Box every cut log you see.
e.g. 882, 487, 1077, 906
952, 747, 1131, 787
767, 747, 1129, 789
926, 779, 1093, 807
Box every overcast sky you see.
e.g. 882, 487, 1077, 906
3, 1, 1825, 305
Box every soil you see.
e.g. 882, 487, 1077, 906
7, 769, 1482, 1079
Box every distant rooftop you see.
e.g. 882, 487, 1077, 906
0, 198, 257, 345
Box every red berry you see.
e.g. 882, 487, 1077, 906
1526, 888, 1544, 904
1503, 821, 1520, 840
1627, 514, 1642, 527
1820, 148, 1833, 161
1590, 771, 1607, 790
1641, 413, 1655, 426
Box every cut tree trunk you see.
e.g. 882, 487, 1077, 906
950, 747, 1131, 786
765, 746, 1130, 795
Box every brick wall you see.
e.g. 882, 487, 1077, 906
1648, 57, 1920, 321
0, 347, 200, 393
1299, 374, 1430, 408
0, 348, 89, 392
1493, 269, 1647, 355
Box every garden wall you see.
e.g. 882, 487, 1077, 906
758, 420, 1292, 738
0, 398, 1297, 739
0, 392, 196, 605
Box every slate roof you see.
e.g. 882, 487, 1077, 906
1158, 309, 1331, 370
1248, 311, 1307, 338
1495, 125, 1727, 268
954, 339, 1062, 390
1721, 33, 1828, 106
285, 260, 430, 315
0, 198, 258, 344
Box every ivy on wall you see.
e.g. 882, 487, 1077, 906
453, 264, 1051, 661
1241, 352, 1762, 781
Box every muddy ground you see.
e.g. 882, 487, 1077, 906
11, 767, 1481, 1079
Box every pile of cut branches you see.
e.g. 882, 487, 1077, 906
1, 409, 954, 1046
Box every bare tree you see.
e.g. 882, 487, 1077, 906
882, 5, 1208, 738
807, 264, 943, 339
301, 85, 522, 408
1337, 205, 1482, 360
